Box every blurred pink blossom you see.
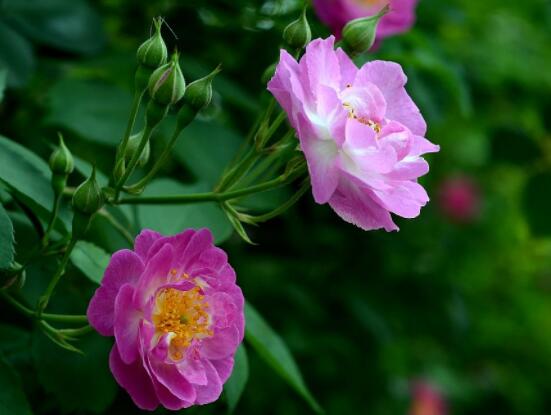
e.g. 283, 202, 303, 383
87, 228, 244, 410
268, 36, 438, 231
438, 176, 481, 223
313, 0, 418, 42
409, 381, 448, 415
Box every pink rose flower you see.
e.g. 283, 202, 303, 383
267, 36, 439, 231
313, 0, 418, 42
437, 176, 481, 223
87, 228, 244, 410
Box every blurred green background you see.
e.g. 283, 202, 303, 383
1, 0, 551, 414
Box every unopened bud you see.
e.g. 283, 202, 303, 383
137, 18, 168, 69
125, 131, 151, 167
72, 167, 104, 216
148, 53, 186, 106
183, 65, 221, 112
342, 5, 389, 55
49, 134, 74, 196
283, 8, 311, 50
49, 134, 74, 175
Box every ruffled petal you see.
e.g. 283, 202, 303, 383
109, 345, 159, 411
87, 250, 144, 336
114, 283, 142, 364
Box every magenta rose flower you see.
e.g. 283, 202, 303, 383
87, 228, 244, 410
267, 36, 439, 231
313, 0, 418, 42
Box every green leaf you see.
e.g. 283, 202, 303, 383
0, 324, 31, 359
70, 241, 110, 284
3, 0, 105, 55
137, 179, 233, 244
225, 344, 249, 413
0, 135, 69, 231
46, 79, 133, 146
245, 302, 322, 413
173, 120, 242, 186
0, 358, 33, 415
523, 172, 551, 237
0, 69, 6, 103
0, 21, 34, 87
32, 329, 117, 413
0, 203, 15, 269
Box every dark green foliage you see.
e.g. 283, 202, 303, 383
0, 0, 550, 414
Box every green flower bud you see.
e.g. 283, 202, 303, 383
49, 134, 74, 175
125, 131, 151, 167
342, 5, 389, 55
183, 65, 221, 112
113, 158, 126, 184
72, 167, 104, 216
135, 65, 154, 93
137, 17, 168, 68
145, 100, 169, 127
283, 8, 311, 50
148, 53, 186, 106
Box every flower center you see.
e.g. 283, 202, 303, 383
342, 84, 383, 133
152, 284, 213, 359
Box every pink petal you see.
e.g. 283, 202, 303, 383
109, 345, 159, 411
297, 113, 340, 204
211, 356, 235, 384
372, 180, 429, 218
148, 358, 197, 403
410, 135, 440, 156
135, 243, 174, 306
177, 229, 214, 270
134, 229, 162, 260
87, 250, 144, 336
328, 177, 399, 231
114, 283, 142, 364
303, 36, 341, 95
355, 60, 427, 136
201, 327, 240, 360
194, 359, 223, 405
178, 358, 208, 386
336, 47, 358, 89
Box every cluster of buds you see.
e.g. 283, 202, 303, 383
116, 18, 220, 188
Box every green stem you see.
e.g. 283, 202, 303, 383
234, 130, 296, 189
115, 90, 143, 168
216, 148, 260, 192
0, 290, 88, 324
118, 165, 307, 205
114, 123, 154, 199
58, 325, 93, 337
42, 193, 62, 246
37, 238, 77, 315
242, 179, 310, 223
125, 123, 183, 192
97, 209, 134, 246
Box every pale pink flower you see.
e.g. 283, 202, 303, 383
268, 36, 438, 231
313, 0, 418, 43
87, 228, 244, 410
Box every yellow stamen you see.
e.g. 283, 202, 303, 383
152, 285, 213, 360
